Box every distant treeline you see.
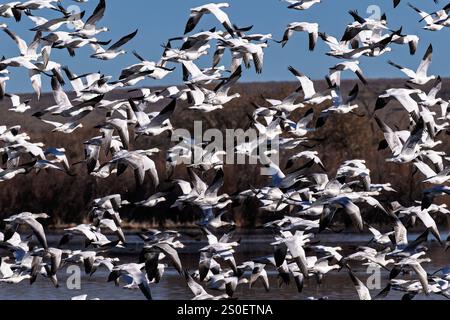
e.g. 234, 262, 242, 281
0, 79, 449, 228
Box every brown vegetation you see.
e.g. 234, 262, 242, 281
1, 78, 449, 228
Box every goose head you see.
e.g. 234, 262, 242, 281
34, 213, 50, 220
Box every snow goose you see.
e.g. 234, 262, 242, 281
184, 3, 235, 36
219, 38, 267, 74
0, 167, 27, 182
283, 0, 321, 10
310, 256, 340, 283
271, 231, 312, 278
72, 0, 108, 38
388, 44, 435, 85
192, 66, 241, 111
91, 29, 138, 60
283, 108, 315, 137
2, 27, 42, 61
413, 160, 450, 185
287, 150, 325, 171
59, 224, 99, 247
329, 61, 367, 85
120, 51, 174, 82
349, 271, 371, 300
367, 225, 394, 245
288, 65, 330, 105
408, 3, 446, 31
185, 271, 229, 300
29, 9, 85, 32
0, 2, 22, 21
391, 33, 419, 55
132, 98, 176, 136
181, 59, 220, 84
317, 84, 360, 127
278, 22, 319, 50
417, 76, 443, 108
41, 119, 84, 134
4, 212, 50, 250
375, 88, 421, 116
395, 252, 432, 295
108, 263, 152, 300
5, 94, 31, 113
141, 242, 183, 275
134, 192, 167, 208
200, 232, 239, 272
101, 149, 160, 187
15, 0, 59, 11
206, 271, 249, 297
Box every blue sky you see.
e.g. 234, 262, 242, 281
1, 0, 449, 93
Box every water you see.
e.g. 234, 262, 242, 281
0, 230, 448, 300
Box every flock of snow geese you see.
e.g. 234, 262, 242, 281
0, 0, 449, 301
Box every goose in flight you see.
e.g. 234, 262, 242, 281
422, 186, 450, 210
391, 32, 419, 55
317, 84, 360, 126
28, 9, 85, 32
15, 0, 59, 11
0, 3, 22, 21
131, 98, 176, 136
0, 167, 28, 182
120, 51, 175, 83
100, 149, 160, 187
185, 271, 230, 300
417, 76, 443, 108
408, 3, 447, 31
367, 225, 394, 246
319, 33, 371, 59
184, 3, 235, 36
391, 0, 405, 8
329, 61, 367, 86
349, 271, 372, 300
200, 231, 239, 273
375, 88, 422, 116
388, 44, 435, 85
108, 263, 152, 300
5, 93, 31, 113
72, 0, 108, 38
140, 242, 183, 282
287, 150, 325, 171
278, 22, 319, 50
271, 231, 312, 278
41, 119, 85, 134
59, 224, 99, 248
2, 27, 42, 61
181, 60, 222, 85
340, 10, 388, 44
189, 66, 242, 112
4, 212, 50, 250
91, 29, 138, 60
282, 0, 321, 10
395, 252, 431, 295
320, 31, 396, 59
288, 65, 330, 105
134, 192, 167, 208
413, 160, 450, 184
283, 109, 315, 137
218, 38, 267, 74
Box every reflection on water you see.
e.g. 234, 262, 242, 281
0, 231, 448, 300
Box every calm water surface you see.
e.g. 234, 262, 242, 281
0, 230, 448, 300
